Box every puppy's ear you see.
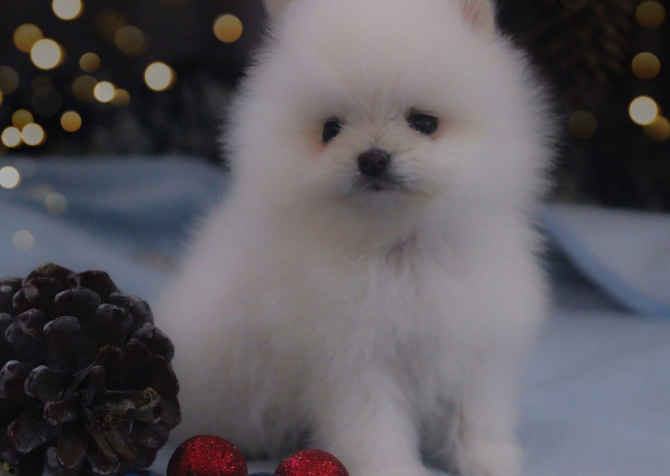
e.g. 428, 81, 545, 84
263, 0, 294, 20
458, 0, 497, 37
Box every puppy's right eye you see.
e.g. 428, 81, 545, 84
322, 120, 342, 144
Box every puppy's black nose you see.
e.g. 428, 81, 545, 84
358, 149, 391, 177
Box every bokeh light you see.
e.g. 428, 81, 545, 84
52, 0, 83, 21
144, 62, 176, 91
44, 192, 68, 215
629, 96, 659, 125
0, 90, 3, 107
13, 24, 43, 53
632, 52, 661, 80
96, 10, 129, 44
32, 76, 53, 92
561, 0, 588, 11
636, 1, 666, 29
22, 123, 46, 146
13, 230, 35, 251
94, 81, 115, 102
12, 109, 34, 130
0, 166, 21, 190
31, 39, 64, 70
72, 75, 98, 102
0, 66, 20, 95
2, 127, 22, 148
32, 88, 63, 117
213, 14, 244, 43
61, 111, 83, 132
115, 26, 145, 56
568, 111, 598, 139
111, 89, 131, 107
643, 116, 670, 143
79, 52, 100, 73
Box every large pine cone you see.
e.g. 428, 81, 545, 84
0, 264, 180, 475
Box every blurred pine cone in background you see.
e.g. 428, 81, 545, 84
0, 264, 180, 476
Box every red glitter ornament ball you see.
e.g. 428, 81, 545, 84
276, 449, 349, 476
167, 435, 248, 476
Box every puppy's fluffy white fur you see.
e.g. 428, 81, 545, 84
157, 1, 554, 475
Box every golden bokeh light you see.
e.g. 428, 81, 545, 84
32, 76, 53, 92
2, 127, 22, 148
568, 110, 598, 139
0, 166, 21, 190
0, 90, 3, 108
144, 62, 176, 91
12, 109, 34, 130
0, 66, 20, 95
13, 24, 43, 53
52, 0, 83, 21
31, 39, 64, 70
111, 89, 131, 107
45, 192, 68, 215
636, 1, 666, 29
79, 52, 100, 73
643, 116, 670, 143
629, 96, 659, 125
32, 88, 62, 118
632, 52, 661, 80
213, 14, 244, 43
22, 123, 46, 146
94, 81, 115, 102
96, 10, 129, 44
13, 230, 35, 251
115, 26, 145, 56
72, 75, 97, 102
61, 110, 83, 132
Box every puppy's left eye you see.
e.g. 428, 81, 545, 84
322, 120, 342, 144
408, 113, 439, 136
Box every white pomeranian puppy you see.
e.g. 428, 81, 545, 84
157, 1, 554, 475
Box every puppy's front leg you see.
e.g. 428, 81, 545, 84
448, 358, 523, 476
311, 370, 433, 476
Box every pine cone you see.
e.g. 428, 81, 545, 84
0, 264, 180, 475
497, 0, 638, 109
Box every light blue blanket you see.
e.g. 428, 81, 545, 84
1, 158, 668, 476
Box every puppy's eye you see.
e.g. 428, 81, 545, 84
408, 113, 439, 136
322, 120, 342, 144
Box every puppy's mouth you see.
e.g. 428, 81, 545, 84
353, 173, 406, 193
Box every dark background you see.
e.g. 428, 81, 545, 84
0, 0, 668, 210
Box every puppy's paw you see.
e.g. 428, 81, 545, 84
450, 440, 522, 476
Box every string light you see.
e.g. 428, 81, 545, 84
636, 1, 666, 29
629, 96, 658, 125
52, 0, 83, 21
44, 192, 68, 215
632, 52, 661, 80
115, 26, 145, 56
12, 109, 34, 130
568, 111, 598, 138
213, 14, 244, 43
61, 111, 82, 132
94, 81, 115, 102
111, 89, 131, 107
0, 66, 20, 95
0, 166, 21, 189
31, 39, 64, 70
22, 123, 46, 146
13, 24, 43, 53
80, 52, 100, 73
13, 230, 35, 251
144, 62, 176, 91
72, 75, 97, 102
1, 127, 22, 148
